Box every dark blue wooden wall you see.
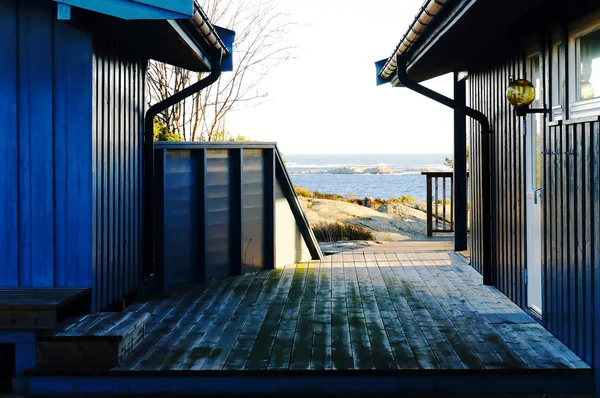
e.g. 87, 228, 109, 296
0, 0, 145, 312
469, 48, 527, 310
0, 0, 93, 289
92, 31, 145, 310
468, 31, 600, 369
544, 118, 600, 367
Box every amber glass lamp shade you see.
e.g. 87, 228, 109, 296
581, 80, 595, 100
506, 79, 536, 107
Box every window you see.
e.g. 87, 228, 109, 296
569, 14, 600, 118
577, 29, 600, 100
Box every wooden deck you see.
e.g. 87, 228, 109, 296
113, 250, 586, 372
0, 288, 90, 329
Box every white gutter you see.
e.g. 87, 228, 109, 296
378, 0, 450, 81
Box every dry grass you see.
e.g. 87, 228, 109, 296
312, 222, 376, 242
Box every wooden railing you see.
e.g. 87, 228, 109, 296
422, 172, 454, 236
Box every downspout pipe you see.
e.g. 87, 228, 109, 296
395, 55, 493, 286
142, 56, 223, 278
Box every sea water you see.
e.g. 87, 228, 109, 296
285, 153, 451, 202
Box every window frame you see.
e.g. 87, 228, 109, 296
568, 12, 600, 118
550, 36, 565, 121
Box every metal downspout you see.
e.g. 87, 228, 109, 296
395, 55, 493, 285
143, 56, 223, 278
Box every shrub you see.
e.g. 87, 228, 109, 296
437, 199, 452, 205
312, 191, 351, 202
154, 122, 182, 142
312, 222, 376, 242
394, 195, 415, 203
294, 186, 313, 198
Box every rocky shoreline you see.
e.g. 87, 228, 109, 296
291, 165, 450, 175
299, 196, 430, 242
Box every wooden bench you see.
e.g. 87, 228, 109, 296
37, 311, 150, 371
0, 288, 90, 330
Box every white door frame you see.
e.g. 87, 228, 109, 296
525, 51, 543, 317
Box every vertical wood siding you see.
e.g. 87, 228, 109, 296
544, 118, 600, 365
92, 32, 145, 310
0, 0, 93, 289
468, 33, 600, 367
468, 48, 527, 309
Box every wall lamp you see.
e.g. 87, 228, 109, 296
505, 79, 549, 117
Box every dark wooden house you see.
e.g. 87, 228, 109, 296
0, 2, 326, 394
376, 0, 600, 391
0, 0, 234, 311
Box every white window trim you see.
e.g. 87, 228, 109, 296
568, 12, 600, 119
550, 38, 565, 121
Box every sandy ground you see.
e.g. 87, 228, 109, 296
299, 197, 431, 243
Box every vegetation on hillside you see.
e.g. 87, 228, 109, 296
294, 186, 416, 210
312, 222, 376, 242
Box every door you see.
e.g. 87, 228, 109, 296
525, 53, 543, 316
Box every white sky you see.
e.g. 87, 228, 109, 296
225, 0, 454, 154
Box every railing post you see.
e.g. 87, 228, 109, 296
426, 175, 433, 237
454, 71, 468, 251
435, 177, 439, 232
442, 177, 447, 231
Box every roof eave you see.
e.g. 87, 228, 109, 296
172, 4, 235, 72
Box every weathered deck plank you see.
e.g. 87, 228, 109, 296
267, 263, 308, 370
113, 250, 588, 372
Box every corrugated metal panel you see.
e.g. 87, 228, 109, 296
158, 149, 203, 287
544, 118, 600, 366
205, 149, 233, 279
92, 31, 145, 310
468, 48, 526, 309
0, 0, 93, 289
242, 149, 265, 273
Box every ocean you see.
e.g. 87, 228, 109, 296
285, 153, 452, 202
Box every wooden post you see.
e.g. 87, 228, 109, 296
199, 148, 208, 282
426, 175, 433, 237
264, 148, 276, 269
153, 148, 165, 288
230, 149, 243, 276
454, 71, 468, 252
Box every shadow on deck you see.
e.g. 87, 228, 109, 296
26, 248, 593, 396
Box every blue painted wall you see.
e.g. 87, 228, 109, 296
0, 0, 144, 311
0, 0, 93, 289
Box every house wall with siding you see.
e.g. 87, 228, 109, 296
467, 24, 600, 368
0, 0, 94, 290
0, 0, 145, 311
92, 29, 146, 311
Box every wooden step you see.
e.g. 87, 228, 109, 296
0, 288, 90, 330
37, 311, 150, 371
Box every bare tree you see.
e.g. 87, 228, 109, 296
148, 0, 296, 141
